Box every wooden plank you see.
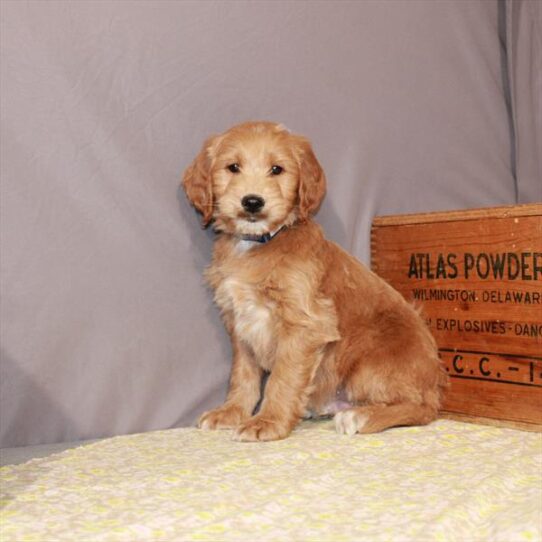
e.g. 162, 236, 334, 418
372, 203, 542, 227
371, 204, 542, 430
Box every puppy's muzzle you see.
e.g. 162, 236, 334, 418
241, 194, 265, 214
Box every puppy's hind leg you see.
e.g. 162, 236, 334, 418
334, 403, 438, 436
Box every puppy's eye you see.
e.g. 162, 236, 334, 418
270, 165, 283, 175
227, 163, 240, 173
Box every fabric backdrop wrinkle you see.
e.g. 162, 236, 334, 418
506, 0, 542, 201
0, 0, 539, 447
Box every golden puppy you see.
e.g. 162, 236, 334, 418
183, 121, 448, 442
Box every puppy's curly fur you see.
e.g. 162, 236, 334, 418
183, 121, 448, 442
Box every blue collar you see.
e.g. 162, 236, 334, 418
240, 225, 286, 244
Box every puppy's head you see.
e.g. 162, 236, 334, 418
182, 121, 326, 236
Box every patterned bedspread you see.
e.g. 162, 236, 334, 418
1, 419, 541, 541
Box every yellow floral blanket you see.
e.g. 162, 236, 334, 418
1, 419, 541, 541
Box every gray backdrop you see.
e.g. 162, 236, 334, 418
1, 0, 540, 447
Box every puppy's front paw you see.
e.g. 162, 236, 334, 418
234, 416, 291, 442
198, 405, 247, 431
334, 409, 369, 436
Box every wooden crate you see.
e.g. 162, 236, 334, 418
371, 203, 542, 431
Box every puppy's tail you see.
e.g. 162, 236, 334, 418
335, 403, 438, 435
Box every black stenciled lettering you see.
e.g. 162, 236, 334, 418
436, 254, 446, 279
437, 318, 450, 331
510, 291, 540, 304
476, 253, 490, 279
425, 253, 435, 279
490, 253, 506, 279
417, 253, 426, 278
452, 355, 464, 374
534, 252, 542, 281
507, 253, 520, 280
408, 254, 419, 279
521, 253, 533, 280
514, 323, 542, 337
464, 253, 474, 279
479, 357, 491, 376
447, 253, 458, 279
412, 288, 423, 300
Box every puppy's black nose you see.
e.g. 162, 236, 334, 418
241, 194, 265, 214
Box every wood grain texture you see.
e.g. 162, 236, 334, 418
372, 203, 541, 226
371, 204, 542, 430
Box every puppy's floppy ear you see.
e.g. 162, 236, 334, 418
182, 135, 222, 227
294, 136, 326, 221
